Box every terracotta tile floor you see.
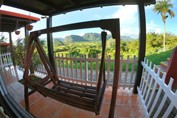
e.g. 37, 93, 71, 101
1, 66, 147, 118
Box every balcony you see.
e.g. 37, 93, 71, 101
1, 66, 145, 118
1, 52, 177, 118
0, 52, 143, 118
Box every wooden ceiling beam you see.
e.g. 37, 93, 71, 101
36, 0, 61, 10
67, 0, 79, 5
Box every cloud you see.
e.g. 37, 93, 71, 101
145, 5, 154, 10
111, 5, 139, 37
112, 5, 138, 26
146, 20, 162, 33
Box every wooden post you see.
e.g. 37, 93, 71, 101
25, 26, 29, 37
8, 32, 16, 66
108, 20, 120, 118
133, 1, 146, 94
46, 16, 56, 73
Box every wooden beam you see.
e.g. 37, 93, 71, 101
133, 1, 146, 94
46, 16, 56, 74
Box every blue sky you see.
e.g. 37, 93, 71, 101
0, 0, 177, 41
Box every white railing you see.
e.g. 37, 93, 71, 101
0, 52, 13, 68
138, 58, 177, 118
36, 54, 137, 89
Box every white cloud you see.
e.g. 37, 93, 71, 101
145, 5, 154, 10
111, 5, 139, 38
146, 20, 162, 33
112, 5, 138, 26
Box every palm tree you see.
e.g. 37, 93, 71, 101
153, 0, 175, 51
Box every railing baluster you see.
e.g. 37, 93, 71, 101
107, 55, 111, 86
119, 56, 123, 87
90, 55, 93, 85
95, 54, 99, 86
70, 54, 74, 80
66, 54, 69, 79
34, 53, 137, 88
80, 54, 83, 84
84, 55, 88, 85
124, 55, 129, 89
58, 54, 61, 77
129, 55, 136, 89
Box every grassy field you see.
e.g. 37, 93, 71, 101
146, 49, 173, 65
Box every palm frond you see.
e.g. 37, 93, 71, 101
168, 9, 175, 18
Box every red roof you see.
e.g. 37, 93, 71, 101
0, 42, 10, 47
0, 10, 40, 21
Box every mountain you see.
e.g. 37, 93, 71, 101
54, 38, 64, 46
63, 35, 87, 43
83, 33, 112, 41
121, 36, 133, 40
82, 33, 101, 41
58, 33, 133, 43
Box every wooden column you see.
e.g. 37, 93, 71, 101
25, 26, 29, 37
133, 1, 146, 93
46, 16, 56, 73
9, 32, 16, 66
24, 26, 30, 48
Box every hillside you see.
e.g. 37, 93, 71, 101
146, 49, 173, 65
63, 35, 87, 43
62, 33, 133, 43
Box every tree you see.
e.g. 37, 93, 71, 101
153, 0, 175, 51
15, 37, 43, 74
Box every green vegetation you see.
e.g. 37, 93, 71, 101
146, 49, 172, 65
13, 32, 177, 72
53, 32, 177, 59
14, 37, 45, 73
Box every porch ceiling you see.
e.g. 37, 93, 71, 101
2, 0, 155, 16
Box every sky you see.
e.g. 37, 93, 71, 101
0, 0, 177, 42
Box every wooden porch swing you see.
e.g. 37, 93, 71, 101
23, 19, 120, 116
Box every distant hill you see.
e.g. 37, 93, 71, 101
54, 38, 64, 46
64, 35, 87, 43
82, 33, 101, 41
58, 33, 133, 43
121, 36, 133, 40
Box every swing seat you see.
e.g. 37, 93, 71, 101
28, 77, 106, 114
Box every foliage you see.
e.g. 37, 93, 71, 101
146, 49, 173, 65
0, 33, 8, 53
54, 32, 177, 63
64, 35, 86, 43
0, 33, 7, 42
82, 33, 101, 41
54, 38, 64, 46
14, 37, 42, 73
